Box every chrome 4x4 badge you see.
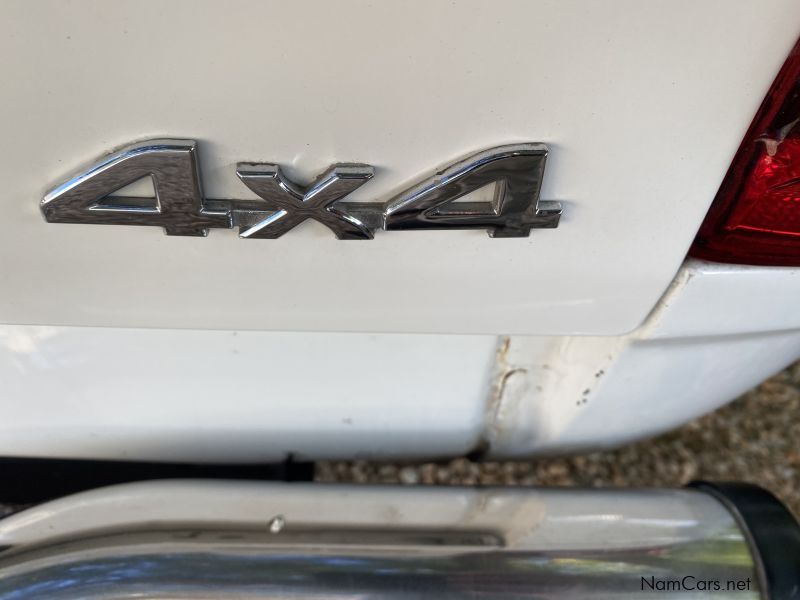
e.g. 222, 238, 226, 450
42, 139, 561, 239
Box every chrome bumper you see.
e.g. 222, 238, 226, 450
0, 480, 796, 599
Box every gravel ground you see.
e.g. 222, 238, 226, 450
317, 360, 800, 518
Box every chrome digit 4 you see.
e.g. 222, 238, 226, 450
41, 139, 230, 236
383, 144, 561, 237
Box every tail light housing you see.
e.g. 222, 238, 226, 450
690, 39, 800, 266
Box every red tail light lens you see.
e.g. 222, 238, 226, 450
690, 39, 800, 266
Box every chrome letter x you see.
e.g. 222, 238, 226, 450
234, 163, 375, 239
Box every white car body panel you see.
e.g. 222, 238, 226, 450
0, 1, 799, 462
0, 0, 798, 335
1, 260, 797, 462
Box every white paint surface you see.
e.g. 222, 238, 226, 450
0, 1, 798, 334
0, 329, 496, 461
0, 261, 797, 462
489, 261, 800, 456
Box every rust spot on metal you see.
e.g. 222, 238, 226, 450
498, 368, 528, 400
481, 337, 529, 452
